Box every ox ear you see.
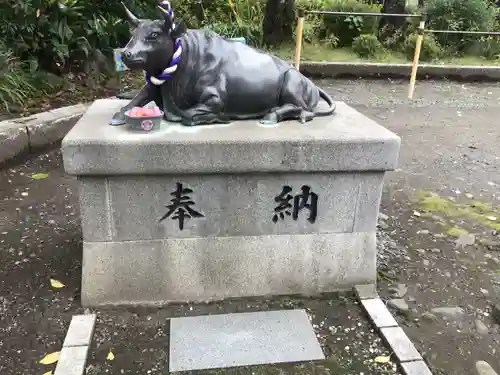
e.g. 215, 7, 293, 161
171, 20, 187, 39
158, 5, 174, 31
122, 2, 140, 27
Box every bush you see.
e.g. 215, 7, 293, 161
201, 0, 266, 46
352, 34, 383, 58
402, 34, 442, 61
321, 0, 383, 46
0, 42, 58, 112
465, 37, 500, 60
0, 0, 130, 75
425, 0, 497, 52
295, 0, 382, 46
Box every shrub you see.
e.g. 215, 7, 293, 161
402, 34, 442, 61
425, 0, 497, 53
198, 0, 266, 46
321, 0, 383, 46
465, 37, 500, 60
352, 34, 383, 58
0, 42, 45, 112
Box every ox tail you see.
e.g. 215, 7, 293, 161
313, 88, 336, 117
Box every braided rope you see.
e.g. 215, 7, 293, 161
146, 0, 182, 85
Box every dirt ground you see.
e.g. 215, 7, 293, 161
1, 78, 500, 375
86, 294, 400, 375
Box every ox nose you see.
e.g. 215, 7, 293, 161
122, 50, 133, 59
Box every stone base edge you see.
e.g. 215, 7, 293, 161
53, 314, 97, 375
354, 284, 433, 375
81, 232, 376, 307
0, 103, 88, 166
300, 62, 500, 82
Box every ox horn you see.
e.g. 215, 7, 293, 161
158, 5, 172, 18
122, 2, 140, 27
158, 5, 174, 26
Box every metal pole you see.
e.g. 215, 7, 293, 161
295, 9, 305, 71
408, 18, 425, 99
306, 10, 420, 18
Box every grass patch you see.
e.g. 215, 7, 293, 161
447, 226, 469, 237
414, 190, 500, 231
270, 43, 500, 66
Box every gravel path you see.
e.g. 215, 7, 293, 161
1, 78, 500, 375
323, 78, 500, 375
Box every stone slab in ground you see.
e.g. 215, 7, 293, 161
86, 293, 402, 375
169, 309, 324, 372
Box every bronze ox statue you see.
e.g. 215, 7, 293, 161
111, 1, 336, 126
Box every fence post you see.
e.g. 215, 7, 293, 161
408, 15, 426, 99
295, 9, 305, 70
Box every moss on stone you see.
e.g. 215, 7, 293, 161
415, 190, 500, 231
446, 227, 468, 237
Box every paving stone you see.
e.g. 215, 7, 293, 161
476, 361, 499, 375
54, 346, 89, 375
401, 360, 433, 375
361, 298, 398, 328
381, 327, 422, 363
354, 284, 378, 299
0, 121, 29, 165
63, 314, 97, 347
169, 309, 325, 372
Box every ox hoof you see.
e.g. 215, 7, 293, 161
260, 113, 278, 125
109, 113, 126, 126
299, 111, 314, 124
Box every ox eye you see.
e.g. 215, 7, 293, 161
149, 32, 159, 39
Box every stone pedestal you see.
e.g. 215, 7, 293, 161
61, 99, 400, 306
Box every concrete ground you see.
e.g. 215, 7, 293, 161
1, 78, 500, 374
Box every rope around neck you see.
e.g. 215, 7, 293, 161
145, 0, 182, 86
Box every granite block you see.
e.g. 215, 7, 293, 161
63, 314, 97, 347
79, 172, 384, 242
81, 232, 376, 306
381, 327, 422, 363
80, 172, 382, 242
169, 309, 324, 372
78, 178, 112, 242
354, 284, 379, 300
61, 99, 401, 175
353, 173, 385, 232
361, 298, 398, 328
54, 346, 89, 375
0, 121, 29, 164
401, 360, 433, 375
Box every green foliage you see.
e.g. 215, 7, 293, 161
0, 0, 266, 111
295, 0, 382, 47
425, 0, 497, 52
465, 37, 500, 60
0, 42, 58, 112
0, 0, 130, 75
200, 0, 266, 46
402, 34, 443, 61
321, 0, 382, 46
3, 0, 500, 113
352, 34, 383, 58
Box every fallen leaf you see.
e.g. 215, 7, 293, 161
374, 355, 391, 364
413, 210, 421, 217
487, 216, 497, 221
32, 173, 49, 179
50, 279, 65, 288
43, 371, 53, 375
107, 350, 115, 361
39, 351, 60, 365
